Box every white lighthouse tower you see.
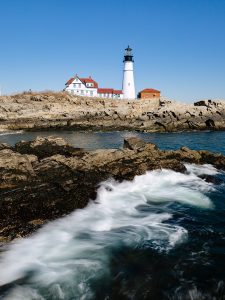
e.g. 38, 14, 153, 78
122, 46, 136, 99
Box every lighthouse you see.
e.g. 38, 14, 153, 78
122, 46, 136, 99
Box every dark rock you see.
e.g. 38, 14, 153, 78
15, 136, 84, 159
154, 121, 166, 131
194, 100, 209, 107
0, 143, 12, 151
205, 119, 215, 127
1, 136, 225, 242
185, 120, 199, 129
198, 174, 224, 185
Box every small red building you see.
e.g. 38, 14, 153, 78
138, 88, 161, 99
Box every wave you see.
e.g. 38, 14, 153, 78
0, 130, 24, 136
0, 165, 215, 299
185, 163, 219, 176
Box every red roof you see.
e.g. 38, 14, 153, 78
65, 75, 122, 94
98, 88, 123, 94
98, 88, 114, 94
80, 77, 98, 88
113, 90, 123, 94
66, 77, 75, 85
140, 88, 161, 93
65, 75, 98, 88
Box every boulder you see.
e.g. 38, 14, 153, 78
0, 142, 12, 150
123, 137, 147, 150
179, 146, 202, 162
15, 136, 84, 159
0, 149, 37, 187
194, 100, 209, 107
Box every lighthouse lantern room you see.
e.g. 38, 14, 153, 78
122, 46, 136, 99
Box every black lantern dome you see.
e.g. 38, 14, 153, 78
123, 45, 134, 62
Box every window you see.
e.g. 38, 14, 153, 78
81, 90, 84, 95
90, 91, 93, 96
79, 84, 81, 88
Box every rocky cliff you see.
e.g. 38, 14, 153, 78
0, 92, 225, 132
1, 136, 225, 243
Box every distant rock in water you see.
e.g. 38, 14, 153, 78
123, 137, 149, 150
15, 136, 84, 159
0, 91, 225, 132
0, 136, 225, 243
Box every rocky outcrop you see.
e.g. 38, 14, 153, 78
1, 136, 225, 243
15, 136, 84, 159
0, 92, 225, 132
0, 149, 37, 188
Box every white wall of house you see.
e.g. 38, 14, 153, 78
65, 77, 98, 97
97, 93, 123, 99
65, 76, 123, 99
113, 94, 123, 99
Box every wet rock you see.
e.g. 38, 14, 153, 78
15, 136, 84, 159
179, 146, 202, 162
1, 136, 225, 242
199, 174, 224, 185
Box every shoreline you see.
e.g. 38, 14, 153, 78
1, 120, 225, 133
0, 92, 225, 133
1, 135, 225, 244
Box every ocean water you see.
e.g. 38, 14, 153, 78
0, 130, 225, 154
1, 131, 225, 299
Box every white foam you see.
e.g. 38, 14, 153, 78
0, 130, 24, 136
185, 163, 219, 176
0, 166, 215, 299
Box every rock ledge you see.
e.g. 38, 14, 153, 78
1, 136, 225, 243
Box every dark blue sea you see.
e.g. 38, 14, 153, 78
1, 130, 225, 300
1, 129, 225, 154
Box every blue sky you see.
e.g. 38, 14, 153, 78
0, 0, 225, 102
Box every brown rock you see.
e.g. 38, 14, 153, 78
0, 149, 37, 186
1, 136, 225, 242
123, 137, 147, 150
15, 136, 84, 159
0, 143, 12, 151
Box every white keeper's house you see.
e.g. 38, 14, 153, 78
64, 75, 123, 99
